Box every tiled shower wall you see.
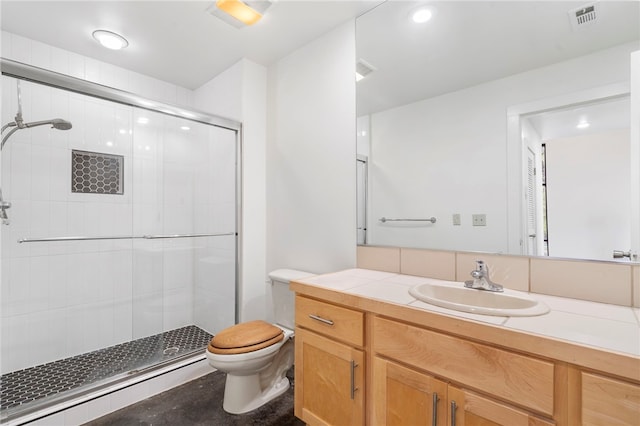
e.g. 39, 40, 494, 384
1, 33, 237, 374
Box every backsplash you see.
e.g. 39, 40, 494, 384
357, 245, 639, 307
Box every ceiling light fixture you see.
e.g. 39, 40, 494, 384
92, 30, 129, 50
411, 6, 435, 24
576, 120, 590, 129
208, 0, 272, 28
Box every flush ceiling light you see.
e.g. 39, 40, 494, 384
92, 30, 129, 50
576, 120, 590, 129
207, 0, 272, 28
411, 6, 436, 24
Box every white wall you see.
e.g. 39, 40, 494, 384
1, 32, 193, 108
366, 41, 638, 253
193, 58, 268, 323
266, 21, 357, 277
546, 130, 630, 260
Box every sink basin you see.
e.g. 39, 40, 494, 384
409, 282, 549, 317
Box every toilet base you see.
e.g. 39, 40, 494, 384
222, 374, 290, 414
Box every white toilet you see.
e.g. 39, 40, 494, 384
205, 269, 314, 414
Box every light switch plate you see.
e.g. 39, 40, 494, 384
453, 213, 461, 226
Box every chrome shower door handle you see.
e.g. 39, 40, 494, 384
0, 189, 11, 224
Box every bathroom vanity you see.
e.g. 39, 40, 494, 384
291, 269, 640, 426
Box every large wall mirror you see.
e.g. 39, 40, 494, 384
356, 1, 640, 263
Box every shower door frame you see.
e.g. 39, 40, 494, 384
0, 58, 242, 420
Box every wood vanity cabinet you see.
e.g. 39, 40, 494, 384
294, 296, 365, 426
372, 357, 555, 426
581, 372, 640, 425
447, 386, 555, 426
293, 291, 640, 426
372, 357, 448, 426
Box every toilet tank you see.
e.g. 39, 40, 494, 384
268, 269, 315, 330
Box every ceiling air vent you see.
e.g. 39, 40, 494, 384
356, 59, 376, 82
568, 3, 598, 31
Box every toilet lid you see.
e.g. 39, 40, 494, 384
208, 320, 284, 355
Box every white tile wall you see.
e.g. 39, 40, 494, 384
1, 32, 237, 374
1, 31, 194, 107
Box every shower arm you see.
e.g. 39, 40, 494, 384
1, 127, 20, 150
1, 122, 17, 133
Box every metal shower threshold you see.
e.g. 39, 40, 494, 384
0, 325, 212, 423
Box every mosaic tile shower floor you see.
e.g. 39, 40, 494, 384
0, 325, 212, 414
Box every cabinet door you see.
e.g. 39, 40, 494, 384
448, 386, 554, 426
294, 328, 364, 426
373, 357, 448, 426
582, 372, 640, 425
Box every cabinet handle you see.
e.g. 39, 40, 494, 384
308, 314, 334, 326
350, 360, 358, 400
432, 392, 439, 426
450, 400, 457, 426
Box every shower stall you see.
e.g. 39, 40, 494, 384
0, 60, 240, 423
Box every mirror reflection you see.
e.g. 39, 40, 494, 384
356, 1, 640, 262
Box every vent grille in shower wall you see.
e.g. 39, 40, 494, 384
71, 150, 124, 194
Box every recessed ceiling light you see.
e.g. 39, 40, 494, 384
180, 126, 191, 131
92, 30, 129, 50
411, 6, 435, 24
576, 121, 590, 129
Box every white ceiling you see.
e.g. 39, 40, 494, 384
0, 0, 378, 90
525, 95, 630, 141
356, 1, 640, 115
1, 0, 638, 123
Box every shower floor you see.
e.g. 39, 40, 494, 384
0, 325, 212, 415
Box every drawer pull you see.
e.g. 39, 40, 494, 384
350, 360, 359, 400
450, 400, 457, 426
308, 314, 334, 326
432, 392, 439, 426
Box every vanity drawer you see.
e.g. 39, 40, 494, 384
296, 296, 364, 347
373, 316, 554, 416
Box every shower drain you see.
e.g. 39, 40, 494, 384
163, 346, 180, 356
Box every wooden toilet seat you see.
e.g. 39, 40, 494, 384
208, 320, 284, 355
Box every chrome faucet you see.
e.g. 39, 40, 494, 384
464, 260, 503, 292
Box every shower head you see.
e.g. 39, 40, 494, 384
51, 119, 73, 130
24, 118, 73, 130
1, 119, 72, 150
1, 82, 72, 150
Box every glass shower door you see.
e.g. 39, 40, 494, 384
0, 71, 238, 420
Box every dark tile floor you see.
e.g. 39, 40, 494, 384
83, 369, 304, 426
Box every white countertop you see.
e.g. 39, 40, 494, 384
296, 268, 640, 357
